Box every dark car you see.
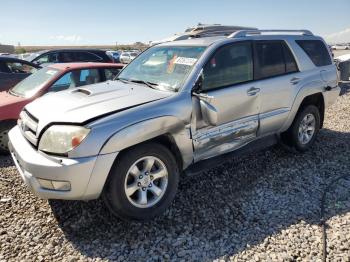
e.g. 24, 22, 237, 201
29, 49, 114, 66
0, 57, 41, 92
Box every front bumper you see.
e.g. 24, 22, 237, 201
8, 126, 118, 200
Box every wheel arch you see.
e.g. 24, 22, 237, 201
281, 90, 326, 132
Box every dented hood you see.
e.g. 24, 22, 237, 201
25, 80, 172, 129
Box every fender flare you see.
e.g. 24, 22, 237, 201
280, 81, 325, 132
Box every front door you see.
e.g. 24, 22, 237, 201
191, 41, 261, 162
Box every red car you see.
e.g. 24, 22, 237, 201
0, 62, 124, 153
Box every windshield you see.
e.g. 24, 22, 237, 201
10, 67, 60, 97
117, 45, 206, 92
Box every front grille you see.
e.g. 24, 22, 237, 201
18, 110, 39, 147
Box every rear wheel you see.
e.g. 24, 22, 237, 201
103, 142, 179, 221
281, 105, 320, 152
0, 122, 16, 155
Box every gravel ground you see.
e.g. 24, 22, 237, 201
1, 87, 350, 262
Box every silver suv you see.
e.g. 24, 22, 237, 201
9, 30, 340, 220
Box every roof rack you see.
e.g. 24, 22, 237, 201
227, 29, 314, 38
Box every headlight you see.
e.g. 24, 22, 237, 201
38, 125, 90, 154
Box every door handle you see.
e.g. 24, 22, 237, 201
290, 77, 301, 85
246, 87, 260, 96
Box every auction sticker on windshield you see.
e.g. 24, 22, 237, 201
174, 57, 197, 66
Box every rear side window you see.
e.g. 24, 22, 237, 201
255, 41, 285, 79
283, 45, 298, 73
296, 40, 332, 67
255, 41, 299, 79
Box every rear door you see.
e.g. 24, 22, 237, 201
253, 40, 299, 135
192, 41, 261, 161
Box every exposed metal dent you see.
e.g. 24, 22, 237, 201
193, 116, 258, 162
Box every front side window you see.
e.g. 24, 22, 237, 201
6, 62, 38, 74
118, 46, 206, 92
255, 41, 285, 79
48, 69, 101, 92
296, 40, 332, 67
202, 42, 253, 91
34, 54, 49, 65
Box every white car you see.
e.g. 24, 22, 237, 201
331, 44, 350, 50
119, 52, 139, 64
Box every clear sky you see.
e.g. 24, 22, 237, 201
0, 0, 349, 46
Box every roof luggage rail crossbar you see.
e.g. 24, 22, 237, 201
227, 29, 314, 38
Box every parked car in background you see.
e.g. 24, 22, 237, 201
331, 44, 350, 50
0, 62, 124, 153
0, 57, 41, 92
8, 29, 339, 221
28, 49, 114, 66
119, 51, 139, 64
106, 51, 121, 63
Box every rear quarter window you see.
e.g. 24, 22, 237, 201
296, 40, 332, 67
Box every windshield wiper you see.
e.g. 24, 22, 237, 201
117, 78, 159, 89
128, 79, 159, 89
8, 89, 20, 97
115, 77, 131, 84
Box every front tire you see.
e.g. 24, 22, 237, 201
103, 142, 179, 221
281, 105, 320, 152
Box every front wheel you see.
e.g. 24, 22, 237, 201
103, 142, 179, 221
281, 105, 320, 152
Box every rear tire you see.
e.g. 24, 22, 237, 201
281, 105, 320, 152
103, 142, 179, 221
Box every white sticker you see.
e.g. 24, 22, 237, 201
46, 70, 57, 75
174, 57, 197, 66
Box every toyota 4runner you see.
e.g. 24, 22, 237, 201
9, 30, 340, 220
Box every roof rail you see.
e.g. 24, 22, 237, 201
227, 29, 314, 38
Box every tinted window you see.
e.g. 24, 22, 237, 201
59, 52, 75, 63
202, 42, 253, 91
296, 40, 332, 67
283, 44, 298, 73
255, 41, 285, 79
0, 62, 11, 73
75, 52, 102, 62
